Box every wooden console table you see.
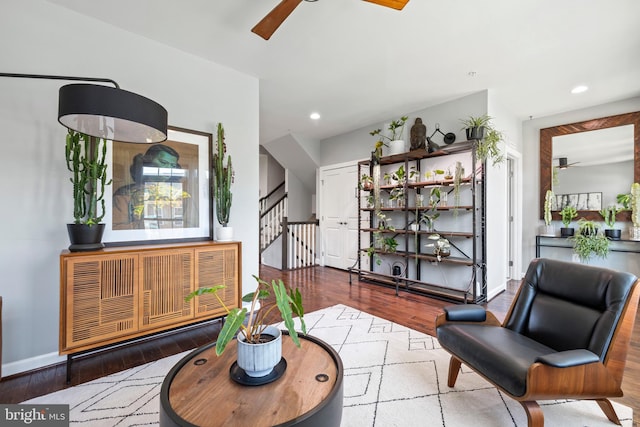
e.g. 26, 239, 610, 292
60, 241, 241, 382
160, 333, 344, 427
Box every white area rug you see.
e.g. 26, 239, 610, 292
25, 304, 633, 426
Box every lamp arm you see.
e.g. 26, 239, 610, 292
0, 72, 119, 89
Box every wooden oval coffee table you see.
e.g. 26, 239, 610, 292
159, 332, 343, 427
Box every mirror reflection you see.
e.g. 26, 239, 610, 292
552, 125, 634, 211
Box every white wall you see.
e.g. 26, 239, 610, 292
0, 0, 259, 375
521, 96, 640, 274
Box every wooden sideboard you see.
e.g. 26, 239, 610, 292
59, 241, 241, 371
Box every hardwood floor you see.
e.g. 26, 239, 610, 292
1, 265, 638, 426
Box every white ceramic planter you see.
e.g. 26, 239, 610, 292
388, 139, 405, 155
216, 226, 233, 242
236, 325, 282, 377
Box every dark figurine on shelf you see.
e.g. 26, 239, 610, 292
410, 117, 427, 150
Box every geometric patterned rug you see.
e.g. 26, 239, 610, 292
25, 304, 633, 426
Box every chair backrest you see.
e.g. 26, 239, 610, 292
504, 258, 637, 360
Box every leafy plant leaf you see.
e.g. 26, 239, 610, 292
215, 307, 247, 356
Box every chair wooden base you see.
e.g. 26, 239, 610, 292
447, 356, 624, 427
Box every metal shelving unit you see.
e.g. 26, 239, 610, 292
348, 142, 486, 303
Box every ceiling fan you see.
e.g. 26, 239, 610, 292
556, 157, 580, 169
252, 0, 410, 40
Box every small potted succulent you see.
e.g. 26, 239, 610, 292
185, 275, 306, 378
559, 205, 578, 237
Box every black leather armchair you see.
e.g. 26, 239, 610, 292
436, 258, 639, 427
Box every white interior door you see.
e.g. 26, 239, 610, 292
320, 163, 359, 269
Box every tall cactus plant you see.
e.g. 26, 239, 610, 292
65, 129, 111, 225
212, 123, 233, 227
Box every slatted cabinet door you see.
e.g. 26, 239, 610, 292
61, 253, 138, 352
192, 244, 240, 319
139, 249, 194, 331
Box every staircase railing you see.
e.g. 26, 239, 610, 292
281, 217, 319, 270
260, 193, 287, 251
259, 181, 285, 214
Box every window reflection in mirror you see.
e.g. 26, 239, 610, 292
552, 124, 634, 211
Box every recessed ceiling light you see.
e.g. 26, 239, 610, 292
310, 112, 320, 120
571, 85, 588, 94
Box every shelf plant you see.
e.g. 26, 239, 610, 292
426, 233, 451, 261
570, 218, 609, 262
185, 275, 306, 356
64, 129, 112, 250
559, 205, 577, 237
370, 116, 409, 145
370, 116, 409, 157
213, 123, 234, 239
459, 115, 505, 165
599, 205, 622, 239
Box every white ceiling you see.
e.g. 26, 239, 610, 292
48, 0, 640, 145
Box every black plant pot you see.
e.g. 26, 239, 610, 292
466, 126, 485, 141
604, 229, 621, 240
67, 223, 105, 252
560, 227, 575, 237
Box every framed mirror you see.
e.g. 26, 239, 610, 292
540, 111, 640, 221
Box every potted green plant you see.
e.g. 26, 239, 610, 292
599, 205, 622, 240
213, 123, 234, 241
559, 205, 577, 237
459, 115, 505, 165
366, 211, 395, 265
65, 129, 112, 251
370, 116, 409, 156
359, 173, 374, 190
426, 233, 450, 261
570, 218, 610, 262
185, 275, 306, 377
419, 187, 441, 231
389, 187, 405, 208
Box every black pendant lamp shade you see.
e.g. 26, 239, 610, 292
58, 84, 168, 143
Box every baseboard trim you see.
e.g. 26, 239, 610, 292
2, 352, 65, 378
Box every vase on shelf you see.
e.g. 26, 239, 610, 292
539, 224, 555, 236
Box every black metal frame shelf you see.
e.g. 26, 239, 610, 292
350, 141, 487, 303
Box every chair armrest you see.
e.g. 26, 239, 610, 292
443, 304, 487, 322
535, 349, 600, 368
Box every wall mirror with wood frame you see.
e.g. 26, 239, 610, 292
539, 111, 640, 222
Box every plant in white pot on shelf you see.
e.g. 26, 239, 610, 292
370, 116, 409, 156
185, 275, 306, 378
65, 129, 112, 251
213, 123, 234, 241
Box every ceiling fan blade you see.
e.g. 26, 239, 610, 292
363, 0, 410, 10
252, 0, 303, 40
